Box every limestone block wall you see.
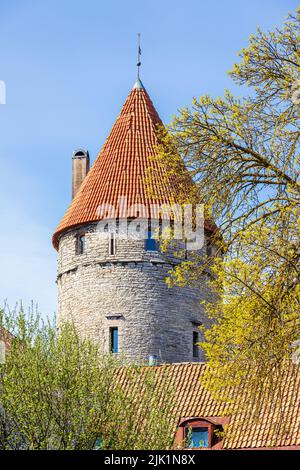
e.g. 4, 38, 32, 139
56, 222, 216, 364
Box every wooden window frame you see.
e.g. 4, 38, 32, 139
176, 417, 225, 450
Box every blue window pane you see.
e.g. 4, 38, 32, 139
145, 231, 157, 251
93, 437, 102, 450
110, 327, 118, 353
186, 427, 209, 448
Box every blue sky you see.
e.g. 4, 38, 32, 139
0, 0, 298, 318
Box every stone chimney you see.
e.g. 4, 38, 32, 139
72, 149, 90, 199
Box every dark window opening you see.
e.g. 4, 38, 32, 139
193, 331, 199, 358
185, 426, 209, 448
145, 230, 157, 251
109, 233, 116, 255
110, 327, 118, 354
184, 240, 188, 259
77, 234, 86, 255
207, 241, 213, 257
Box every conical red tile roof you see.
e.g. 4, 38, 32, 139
52, 80, 214, 249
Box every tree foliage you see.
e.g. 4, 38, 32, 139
0, 306, 174, 450
155, 8, 300, 407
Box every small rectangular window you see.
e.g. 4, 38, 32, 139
93, 437, 102, 450
145, 231, 157, 251
77, 234, 86, 255
193, 331, 199, 358
109, 233, 116, 255
110, 327, 118, 353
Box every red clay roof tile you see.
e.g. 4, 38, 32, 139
117, 362, 300, 449
52, 83, 215, 249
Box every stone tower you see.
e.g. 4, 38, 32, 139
52, 79, 216, 364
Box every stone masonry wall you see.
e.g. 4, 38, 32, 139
56, 222, 216, 364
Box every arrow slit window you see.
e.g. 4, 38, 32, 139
109, 233, 116, 255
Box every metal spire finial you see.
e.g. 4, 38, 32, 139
137, 33, 141, 79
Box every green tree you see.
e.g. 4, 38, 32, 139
154, 8, 300, 410
0, 306, 174, 450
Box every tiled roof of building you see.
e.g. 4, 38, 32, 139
52, 81, 215, 249
117, 362, 300, 449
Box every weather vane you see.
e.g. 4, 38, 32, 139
137, 33, 141, 79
